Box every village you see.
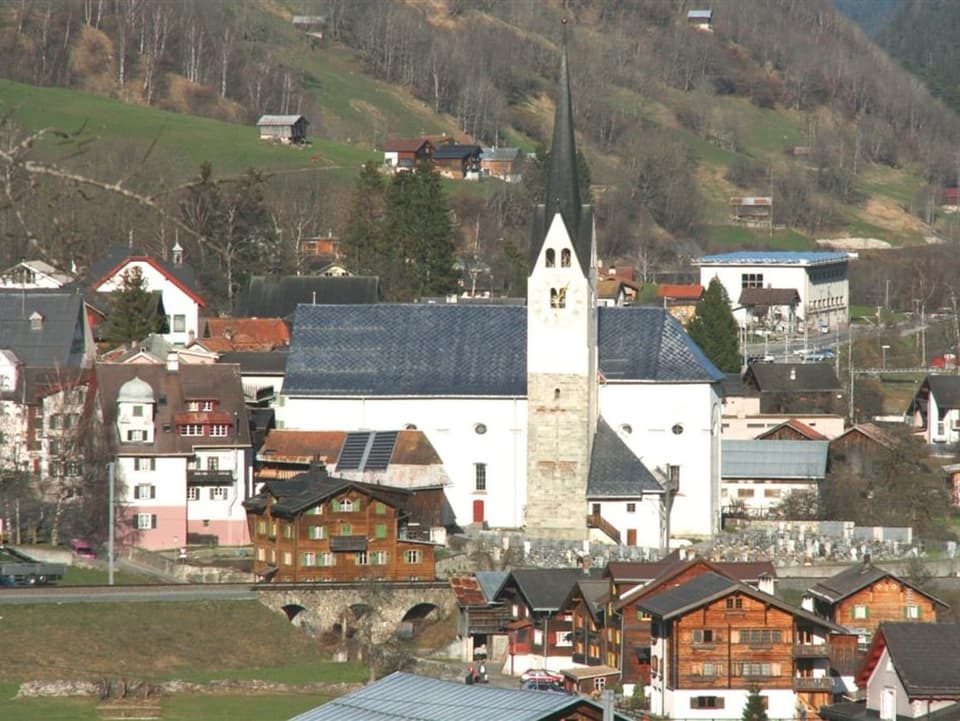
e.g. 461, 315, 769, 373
2, 15, 960, 721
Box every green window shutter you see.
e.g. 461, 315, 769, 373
341, 523, 352, 536
331, 499, 340, 512
376, 524, 387, 539
376, 502, 386, 515
354, 499, 361, 512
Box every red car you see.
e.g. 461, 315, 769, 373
520, 668, 563, 684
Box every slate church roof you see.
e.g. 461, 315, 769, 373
587, 419, 662, 497
283, 304, 723, 398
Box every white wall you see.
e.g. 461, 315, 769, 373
277, 395, 527, 529
95, 260, 199, 346
721, 479, 819, 515
599, 381, 721, 538
587, 496, 661, 547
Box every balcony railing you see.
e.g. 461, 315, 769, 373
793, 676, 834, 691
793, 643, 831, 658
586, 514, 621, 544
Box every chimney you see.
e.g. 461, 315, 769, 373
166, 350, 179, 373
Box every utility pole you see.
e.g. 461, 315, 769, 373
848, 324, 855, 423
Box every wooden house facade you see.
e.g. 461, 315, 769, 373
243, 468, 436, 582
641, 572, 852, 720
432, 144, 482, 179
805, 563, 947, 650
256, 115, 308, 144
383, 138, 435, 173
828, 423, 897, 476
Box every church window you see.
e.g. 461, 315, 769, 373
561, 249, 571, 267
554, 388, 561, 400
550, 287, 567, 308
546, 249, 556, 267
475, 463, 487, 491
672, 423, 684, 435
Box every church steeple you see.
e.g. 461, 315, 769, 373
529, 20, 590, 273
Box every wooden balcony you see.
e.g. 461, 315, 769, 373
586, 514, 621, 544
793, 676, 834, 692
793, 643, 831, 658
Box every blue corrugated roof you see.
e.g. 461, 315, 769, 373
282, 304, 724, 397
696, 251, 848, 266
722, 439, 829, 479
287, 671, 630, 721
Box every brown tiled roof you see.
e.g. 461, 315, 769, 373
833, 422, 897, 449
393, 430, 443, 465
383, 137, 432, 153
756, 418, 829, 440
257, 430, 346, 465
657, 284, 703, 300
449, 576, 487, 607
200, 317, 290, 351
95, 362, 251, 454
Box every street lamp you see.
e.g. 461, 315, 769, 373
881, 344, 890, 370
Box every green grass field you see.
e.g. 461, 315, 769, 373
704, 224, 813, 251
0, 79, 377, 183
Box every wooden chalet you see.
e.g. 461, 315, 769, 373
821, 623, 960, 721
256, 114, 308, 144
828, 423, 898, 476
640, 571, 854, 720
382, 137, 434, 173
432, 144, 482, 179
804, 562, 948, 650
493, 568, 594, 676
450, 571, 511, 662
612, 555, 777, 692
560, 578, 618, 671
743, 363, 844, 415
756, 418, 829, 441
479, 147, 524, 182
243, 467, 436, 583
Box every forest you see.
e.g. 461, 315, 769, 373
3, 0, 960, 311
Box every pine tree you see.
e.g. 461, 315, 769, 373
341, 160, 386, 276
742, 686, 769, 721
104, 266, 168, 345
686, 277, 741, 372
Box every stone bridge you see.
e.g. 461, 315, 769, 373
256, 581, 456, 642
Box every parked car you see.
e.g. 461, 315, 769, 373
520, 668, 563, 684
69, 538, 96, 560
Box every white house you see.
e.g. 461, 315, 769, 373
96, 356, 251, 550
88, 243, 205, 347
0, 259, 75, 289
721, 439, 828, 517
276, 38, 724, 545
696, 251, 850, 335
909, 375, 960, 447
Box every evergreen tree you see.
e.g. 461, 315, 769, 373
380, 165, 459, 301
341, 160, 387, 276
686, 277, 741, 372
104, 266, 167, 345
742, 687, 769, 721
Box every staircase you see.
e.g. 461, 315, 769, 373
586, 513, 621, 544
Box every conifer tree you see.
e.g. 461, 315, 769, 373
742, 686, 769, 721
686, 277, 741, 372
341, 160, 386, 276
105, 266, 168, 345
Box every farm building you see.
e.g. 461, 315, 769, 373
256, 115, 309, 144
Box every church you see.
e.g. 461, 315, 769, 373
277, 35, 724, 546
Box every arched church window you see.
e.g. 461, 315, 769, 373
549, 287, 566, 308
554, 388, 561, 400
561, 249, 571, 267
546, 249, 556, 267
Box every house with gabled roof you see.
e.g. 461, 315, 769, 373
721, 439, 829, 517
256, 114, 308, 144
803, 562, 948, 651
612, 554, 777, 694
560, 577, 615, 676
450, 571, 512, 662
0, 289, 94, 369
86, 243, 204, 347
433, 143, 482, 179
743, 362, 844, 415
0, 259, 75, 289
597, 276, 638, 307
243, 466, 438, 583
829, 423, 899, 476
908, 375, 960, 447
640, 571, 854, 720
820, 623, 960, 721
382, 137, 435, 173
197, 317, 290, 353
756, 418, 829, 441
480, 146, 524, 182
738, 287, 801, 334
234, 275, 379, 323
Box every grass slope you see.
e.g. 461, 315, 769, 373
0, 79, 376, 184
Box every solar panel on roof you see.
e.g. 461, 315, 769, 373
336, 432, 370, 470
365, 431, 398, 470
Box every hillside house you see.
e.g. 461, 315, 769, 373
821, 623, 960, 721
908, 375, 960, 447
479, 147, 524, 182
641, 571, 853, 721
803, 562, 948, 651
0, 259, 75, 289
730, 196, 772, 226
597, 276, 638, 307
697, 251, 850, 335
95, 358, 252, 550
87, 243, 204, 347
256, 115, 308, 144
243, 468, 437, 583
382, 137, 434, 173
291, 15, 325, 39
721, 439, 828, 517
657, 284, 704, 324
687, 9, 714, 31
432, 144, 482, 179
298, 233, 343, 274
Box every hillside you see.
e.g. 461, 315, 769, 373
2, 0, 960, 307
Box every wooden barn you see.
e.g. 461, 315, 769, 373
256, 114, 309, 144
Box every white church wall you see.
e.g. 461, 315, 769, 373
278, 395, 527, 529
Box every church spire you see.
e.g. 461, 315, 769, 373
529, 20, 591, 272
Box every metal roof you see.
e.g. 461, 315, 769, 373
722, 439, 828, 479
286, 671, 629, 721
696, 251, 849, 266
257, 114, 307, 126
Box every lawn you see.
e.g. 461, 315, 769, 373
704, 224, 813, 251
0, 79, 377, 183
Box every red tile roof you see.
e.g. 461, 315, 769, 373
383, 137, 432, 153
449, 576, 487, 606
657, 284, 704, 300
756, 418, 829, 441
201, 318, 290, 351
